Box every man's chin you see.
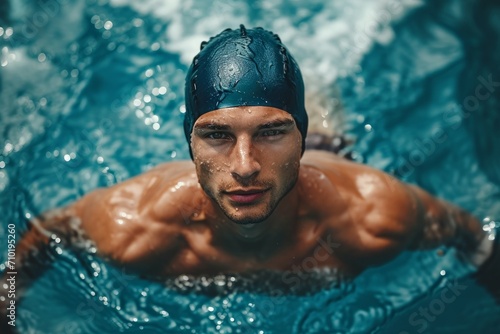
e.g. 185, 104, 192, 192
209, 190, 279, 225
223, 207, 272, 225
227, 214, 268, 225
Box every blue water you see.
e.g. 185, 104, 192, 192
1, 0, 500, 333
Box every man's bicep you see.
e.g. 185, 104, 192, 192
345, 181, 453, 268
15, 206, 81, 266
0, 204, 79, 307
340, 177, 421, 267
359, 173, 421, 241
404, 185, 454, 250
406, 184, 484, 251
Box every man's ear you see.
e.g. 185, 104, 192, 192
188, 135, 195, 160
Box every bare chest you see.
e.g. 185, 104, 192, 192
152, 223, 350, 277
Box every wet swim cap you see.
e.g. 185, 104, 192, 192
184, 25, 308, 158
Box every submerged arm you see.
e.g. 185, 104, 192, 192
410, 185, 484, 252
408, 184, 500, 299
408, 185, 486, 257
1, 207, 80, 331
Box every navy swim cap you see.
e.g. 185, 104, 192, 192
184, 25, 308, 158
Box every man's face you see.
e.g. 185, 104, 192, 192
191, 106, 303, 225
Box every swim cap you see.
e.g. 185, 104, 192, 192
184, 25, 308, 158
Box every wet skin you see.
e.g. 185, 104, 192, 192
16, 107, 487, 278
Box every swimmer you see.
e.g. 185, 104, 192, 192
1, 26, 499, 328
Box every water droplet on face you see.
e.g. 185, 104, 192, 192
38, 53, 46, 62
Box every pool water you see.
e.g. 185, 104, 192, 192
1, 0, 500, 333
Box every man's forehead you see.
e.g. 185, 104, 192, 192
193, 106, 295, 128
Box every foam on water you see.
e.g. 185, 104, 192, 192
110, 0, 423, 86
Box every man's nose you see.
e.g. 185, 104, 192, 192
230, 136, 261, 180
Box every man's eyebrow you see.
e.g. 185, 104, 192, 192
193, 118, 295, 131
257, 119, 295, 129
193, 122, 231, 130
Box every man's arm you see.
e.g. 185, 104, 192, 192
1, 207, 79, 332
407, 184, 500, 299
407, 185, 484, 253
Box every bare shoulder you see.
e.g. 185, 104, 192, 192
301, 150, 413, 207
300, 150, 420, 264
74, 160, 197, 221
72, 160, 200, 266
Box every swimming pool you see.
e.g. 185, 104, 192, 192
1, 0, 500, 333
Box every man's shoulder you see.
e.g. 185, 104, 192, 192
299, 150, 418, 252
74, 160, 201, 267
300, 150, 408, 198
105, 160, 202, 223
73, 161, 197, 230
77, 160, 197, 213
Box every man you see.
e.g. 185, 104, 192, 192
2, 25, 499, 318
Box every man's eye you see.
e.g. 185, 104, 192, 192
261, 130, 283, 137
206, 132, 229, 140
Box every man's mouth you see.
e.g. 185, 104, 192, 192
224, 188, 269, 204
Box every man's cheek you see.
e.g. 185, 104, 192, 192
197, 159, 223, 185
